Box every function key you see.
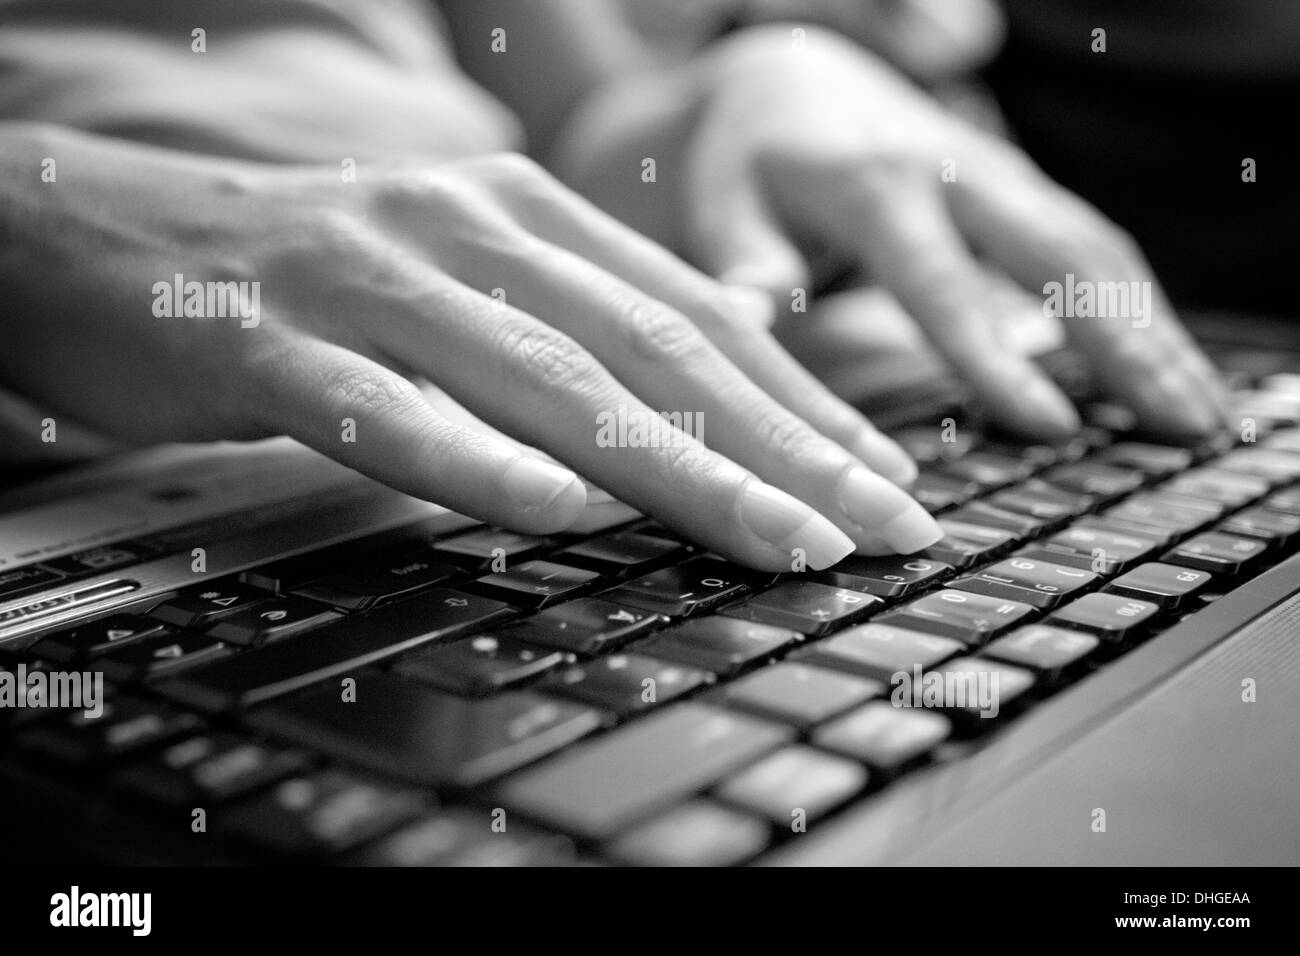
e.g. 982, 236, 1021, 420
1103, 562, 1212, 611
1047, 593, 1159, 642
1162, 532, 1269, 575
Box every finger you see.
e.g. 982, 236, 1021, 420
449, 238, 940, 554
244, 330, 587, 534
843, 173, 1083, 439
493, 173, 921, 488
950, 159, 1229, 436
355, 271, 856, 571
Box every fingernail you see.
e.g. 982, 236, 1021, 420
853, 433, 918, 487
738, 479, 854, 570
838, 467, 943, 553
1023, 378, 1081, 435
504, 456, 579, 510
721, 284, 776, 328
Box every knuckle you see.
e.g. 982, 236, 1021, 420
754, 408, 821, 463
319, 361, 420, 420
616, 295, 709, 366
491, 320, 598, 394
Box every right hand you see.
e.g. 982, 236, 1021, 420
0, 123, 942, 571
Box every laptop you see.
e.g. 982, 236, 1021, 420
2, 311, 1297, 866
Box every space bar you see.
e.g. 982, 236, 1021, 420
154, 589, 512, 713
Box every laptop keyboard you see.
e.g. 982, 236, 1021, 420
6, 369, 1300, 865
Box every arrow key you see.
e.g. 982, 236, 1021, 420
99, 630, 231, 682
30, 614, 167, 664
150, 582, 265, 628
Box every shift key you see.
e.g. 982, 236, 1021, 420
497, 703, 790, 840
156, 589, 513, 713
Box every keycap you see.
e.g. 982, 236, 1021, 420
1041, 523, 1159, 572
293, 556, 460, 611
935, 452, 1033, 491
468, 560, 600, 609
1263, 486, 1300, 515
155, 589, 513, 712
30, 614, 166, 664
911, 656, 1036, 720
539, 653, 711, 717
812, 701, 951, 772
1014, 546, 1122, 575
1047, 593, 1160, 642
17, 696, 201, 767
1163, 532, 1269, 575
790, 623, 962, 681
813, 555, 953, 599
1214, 448, 1300, 484
910, 473, 979, 513
395, 634, 567, 696
1104, 492, 1220, 536
989, 483, 1092, 523
495, 598, 666, 656
1161, 469, 1268, 508
98, 630, 230, 682
1086, 515, 1177, 547
949, 556, 1098, 610
1042, 461, 1144, 501
353, 808, 574, 867
719, 662, 883, 729
874, 590, 1036, 645
1104, 562, 1212, 611
604, 559, 757, 617
220, 770, 423, 858
634, 617, 799, 677
239, 521, 448, 593
921, 530, 1013, 569
249, 672, 601, 788
1101, 442, 1194, 478
714, 745, 866, 824
720, 581, 880, 636
891, 426, 975, 463
112, 733, 309, 805
495, 703, 791, 840
945, 502, 1053, 539
937, 519, 1021, 550
558, 531, 683, 576
982, 625, 1099, 680
206, 597, 342, 647
604, 800, 769, 867
1220, 506, 1300, 545
149, 582, 265, 628
433, 528, 557, 567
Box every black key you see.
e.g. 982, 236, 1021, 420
206, 597, 342, 647
469, 560, 600, 609
1014, 546, 1122, 575
1220, 506, 1300, 546
353, 808, 575, 867
1042, 461, 1144, 502
0, 565, 64, 601
812, 701, 951, 771
113, 733, 309, 805
496, 598, 666, 656
813, 554, 953, 599
250, 671, 601, 787
1104, 562, 1213, 611
936, 519, 1021, 551
433, 528, 557, 568
539, 652, 712, 717
155, 589, 513, 712
1263, 486, 1300, 515
989, 483, 1092, 523
921, 530, 1013, 569
604, 559, 757, 617
1042, 523, 1160, 572
98, 630, 230, 682
149, 581, 265, 628
949, 556, 1098, 610
604, 800, 769, 867
634, 617, 799, 676
910, 473, 979, 513
1047, 593, 1160, 642
238, 522, 449, 593
495, 703, 791, 840
720, 581, 880, 636
719, 662, 883, 729
714, 745, 866, 824
982, 625, 1100, 680
1161, 469, 1268, 508
874, 590, 1036, 645
558, 531, 683, 576
944, 502, 1052, 539
913, 656, 1037, 719
17, 696, 200, 767
30, 614, 165, 664
1104, 492, 1221, 536
1101, 442, 1194, 478
936, 451, 1035, 490
791, 622, 963, 680
1163, 532, 1269, 575
395, 634, 568, 696
220, 770, 423, 858
1213, 448, 1300, 485
293, 555, 460, 611
1085, 516, 1177, 548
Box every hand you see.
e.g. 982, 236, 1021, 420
620, 26, 1228, 439
0, 123, 944, 570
